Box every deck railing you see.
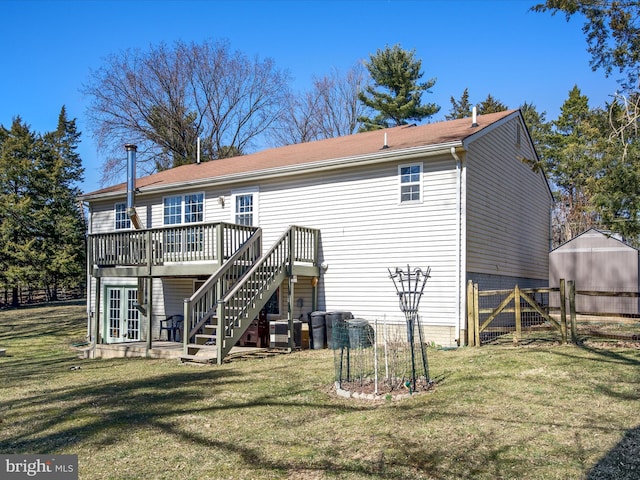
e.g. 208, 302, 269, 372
89, 222, 258, 268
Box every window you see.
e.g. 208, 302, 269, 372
399, 163, 422, 203
163, 193, 204, 225
115, 203, 130, 230
163, 193, 205, 254
231, 188, 259, 226
185, 193, 204, 223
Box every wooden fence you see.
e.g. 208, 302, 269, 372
467, 279, 640, 346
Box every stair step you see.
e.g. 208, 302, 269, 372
187, 342, 216, 351
195, 334, 216, 345
180, 354, 216, 364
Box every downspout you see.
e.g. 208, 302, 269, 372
450, 147, 463, 345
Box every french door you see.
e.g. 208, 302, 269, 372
105, 286, 140, 343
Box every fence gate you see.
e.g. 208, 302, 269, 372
467, 280, 567, 346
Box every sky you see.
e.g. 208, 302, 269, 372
1, 0, 621, 195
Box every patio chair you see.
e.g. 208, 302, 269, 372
160, 314, 184, 342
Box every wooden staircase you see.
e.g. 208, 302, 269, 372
180, 225, 318, 364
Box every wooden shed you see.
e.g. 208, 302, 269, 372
549, 228, 640, 314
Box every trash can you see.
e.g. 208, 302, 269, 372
308, 311, 326, 349
347, 318, 374, 349
326, 311, 352, 349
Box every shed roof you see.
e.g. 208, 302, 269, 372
82, 109, 518, 200
551, 228, 639, 253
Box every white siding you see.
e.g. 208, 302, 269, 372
465, 116, 551, 283
253, 158, 460, 330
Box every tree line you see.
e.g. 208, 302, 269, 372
0, 107, 85, 307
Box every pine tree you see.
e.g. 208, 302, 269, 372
477, 94, 508, 114
40, 106, 86, 301
0, 118, 42, 306
0, 108, 86, 305
546, 86, 601, 244
358, 44, 440, 130
446, 88, 472, 120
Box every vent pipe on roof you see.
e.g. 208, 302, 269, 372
125, 143, 143, 229
471, 106, 478, 127
197, 137, 201, 164
382, 132, 389, 149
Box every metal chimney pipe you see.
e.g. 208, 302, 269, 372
125, 144, 137, 214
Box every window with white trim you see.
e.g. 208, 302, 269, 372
399, 163, 422, 203
115, 203, 130, 230
163, 193, 205, 253
163, 193, 204, 225
231, 188, 259, 226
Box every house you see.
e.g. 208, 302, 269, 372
549, 228, 640, 314
80, 109, 553, 362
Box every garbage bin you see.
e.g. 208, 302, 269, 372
326, 311, 352, 349
347, 318, 374, 348
308, 311, 326, 349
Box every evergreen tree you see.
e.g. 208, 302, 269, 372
446, 88, 472, 120
590, 97, 640, 244
0, 118, 42, 306
546, 86, 601, 244
477, 94, 509, 114
520, 102, 552, 164
358, 44, 440, 130
40, 106, 86, 300
0, 108, 86, 305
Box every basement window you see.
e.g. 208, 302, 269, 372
399, 163, 423, 203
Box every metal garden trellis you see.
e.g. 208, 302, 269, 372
388, 265, 432, 391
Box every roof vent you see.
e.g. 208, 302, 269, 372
382, 132, 389, 149
471, 106, 478, 127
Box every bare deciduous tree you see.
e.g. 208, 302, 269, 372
270, 63, 371, 146
83, 39, 291, 183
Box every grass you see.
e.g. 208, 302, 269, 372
0, 302, 639, 479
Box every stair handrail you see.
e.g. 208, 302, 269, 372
183, 228, 262, 344
217, 225, 320, 357
220, 227, 291, 306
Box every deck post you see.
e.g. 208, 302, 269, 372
93, 277, 101, 358
146, 277, 153, 356
287, 229, 295, 352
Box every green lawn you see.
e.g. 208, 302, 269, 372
0, 302, 639, 479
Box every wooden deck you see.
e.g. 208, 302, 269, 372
80, 341, 271, 362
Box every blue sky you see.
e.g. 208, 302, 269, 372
1, 0, 620, 194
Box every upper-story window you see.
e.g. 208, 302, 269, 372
399, 163, 422, 203
231, 188, 259, 226
115, 203, 131, 230
163, 193, 204, 225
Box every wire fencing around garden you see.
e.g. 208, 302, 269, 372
330, 317, 431, 396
